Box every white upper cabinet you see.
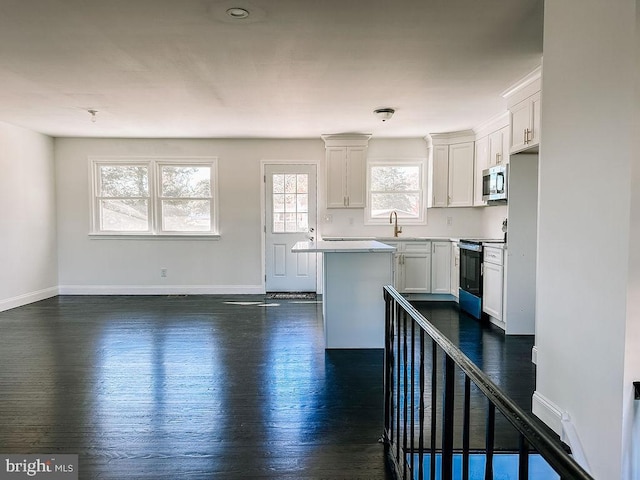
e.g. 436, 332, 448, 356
428, 132, 475, 208
431, 145, 450, 207
473, 136, 488, 207
509, 91, 541, 153
488, 125, 510, 166
323, 134, 370, 209
505, 68, 542, 154
447, 142, 475, 207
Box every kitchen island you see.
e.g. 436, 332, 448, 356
291, 240, 395, 349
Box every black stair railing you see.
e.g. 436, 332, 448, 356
382, 285, 594, 480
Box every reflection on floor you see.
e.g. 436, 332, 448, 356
0, 295, 550, 479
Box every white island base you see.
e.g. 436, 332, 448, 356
292, 240, 395, 349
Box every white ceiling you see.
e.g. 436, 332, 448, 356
0, 0, 543, 138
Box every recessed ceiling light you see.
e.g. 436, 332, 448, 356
226, 7, 250, 19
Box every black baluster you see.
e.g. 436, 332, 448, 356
485, 403, 495, 480
410, 318, 415, 476
463, 376, 471, 480
519, 433, 529, 479
403, 311, 408, 479
418, 330, 425, 480
442, 355, 455, 480
430, 340, 437, 480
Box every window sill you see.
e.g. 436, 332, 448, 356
88, 233, 221, 240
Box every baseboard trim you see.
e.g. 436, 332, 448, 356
532, 391, 563, 435
58, 285, 265, 295
0, 287, 59, 313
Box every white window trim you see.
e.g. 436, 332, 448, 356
89, 156, 219, 238
364, 158, 428, 225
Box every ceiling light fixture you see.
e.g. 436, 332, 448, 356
374, 108, 395, 122
226, 7, 250, 19
87, 109, 98, 123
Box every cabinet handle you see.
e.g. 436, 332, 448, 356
496, 153, 501, 164
527, 128, 533, 143
344, 196, 347, 206
523, 129, 528, 145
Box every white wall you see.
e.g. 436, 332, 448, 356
534, 1, 637, 478
55, 137, 495, 294
622, 7, 640, 476
0, 122, 57, 311
55, 138, 325, 293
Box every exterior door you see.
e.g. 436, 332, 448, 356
265, 164, 317, 292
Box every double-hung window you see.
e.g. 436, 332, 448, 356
91, 157, 218, 236
365, 159, 427, 224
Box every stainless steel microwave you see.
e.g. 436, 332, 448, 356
482, 164, 508, 202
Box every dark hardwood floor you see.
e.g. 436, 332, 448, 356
0, 295, 542, 479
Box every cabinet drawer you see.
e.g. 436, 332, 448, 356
403, 241, 431, 253
483, 247, 503, 266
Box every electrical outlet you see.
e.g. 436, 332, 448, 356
160, 268, 167, 278
446, 216, 453, 226
323, 214, 333, 223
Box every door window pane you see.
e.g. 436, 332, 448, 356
272, 173, 309, 233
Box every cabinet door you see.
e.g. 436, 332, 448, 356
509, 99, 531, 153
488, 129, 505, 167
473, 137, 488, 206
431, 145, 449, 207
401, 253, 431, 293
500, 125, 510, 165
482, 262, 503, 320
431, 241, 451, 294
345, 146, 366, 208
529, 91, 541, 147
450, 243, 460, 296
510, 92, 541, 154
326, 147, 346, 208
447, 142, 474, 207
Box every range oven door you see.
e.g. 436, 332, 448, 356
460, 247, 482, 296
458, 242, 483, 319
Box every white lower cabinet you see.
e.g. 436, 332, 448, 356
391, 241, 452, 295
450, 242, 460, 297
394, 242, 432, 293
431, 241, 452, 294
482, 247, 504, 321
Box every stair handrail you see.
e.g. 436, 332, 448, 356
383, 285, 594, 480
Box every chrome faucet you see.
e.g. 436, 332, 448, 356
389, 210, 402, 237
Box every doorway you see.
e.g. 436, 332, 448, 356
264, 163, 317, 293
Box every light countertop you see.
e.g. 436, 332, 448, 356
292, 240, 396, 253
322, 236, 456, 242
